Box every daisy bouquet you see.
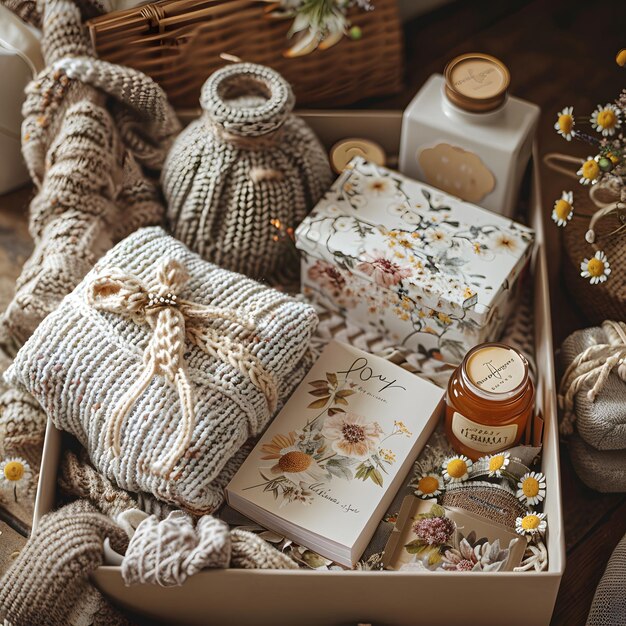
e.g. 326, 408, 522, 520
262, 0, 373, 57
547, 49, 626, 286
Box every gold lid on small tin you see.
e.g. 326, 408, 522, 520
330, 138, 386, 174
444, 53, 510, 113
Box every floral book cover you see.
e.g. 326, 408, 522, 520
226, 340, 445, 566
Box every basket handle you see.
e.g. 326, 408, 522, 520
543, 152, 582, 181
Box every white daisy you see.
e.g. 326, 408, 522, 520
551, 191, 574, 227
554, 106, 575, 141
577, 156, 601, 185
517, 471, 547, 506
366, 177, 395, 196
490, 231, 520, 254
515, 512, 547, 537
425, 228, 451, 249
0, 456, 32, 497
442, 455, 473, 483
334, 217, 353, 232
580, 250, 611, 284
412, 472, 444, 499
484, 451, 511, 477
590, 103, 622, 137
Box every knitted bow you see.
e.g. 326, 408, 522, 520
87, 258, 278, 476
558, 320, 626, 435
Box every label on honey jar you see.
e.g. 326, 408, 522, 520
465, 345, 526, 394
451, 411, 518, 453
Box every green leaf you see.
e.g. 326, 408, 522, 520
309, 388, 332, 397
427, 549, 443, 566
327, 407, 346, 416
335, 389, 355, 399
307, 397, 330, 409
404, 539, 429, 555
326, 461, 353, 481
429, 504, 446, 518
370, 468, 384, 487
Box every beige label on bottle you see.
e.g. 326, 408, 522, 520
452, 411, 518, 453
417, 143, 495, 203
466, 345, 526, 394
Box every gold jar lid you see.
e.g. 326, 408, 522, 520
330, 138, 386, 174
444, 53, 510, 113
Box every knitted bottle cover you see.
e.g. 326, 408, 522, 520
162, 62, 333, 281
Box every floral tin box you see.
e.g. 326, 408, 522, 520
295, 157, 534, 363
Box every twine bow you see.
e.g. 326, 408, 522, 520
87, 258, 278, 476
558, 320, 626, 435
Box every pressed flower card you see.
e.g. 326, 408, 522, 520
226, 340, 445, 566
383, 496, 527, 572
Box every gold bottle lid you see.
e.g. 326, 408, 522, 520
444, 53, 510, 113
330, 138, 386, 174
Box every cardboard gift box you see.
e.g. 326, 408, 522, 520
33, 111, 564, 626
295, 157, 534, 364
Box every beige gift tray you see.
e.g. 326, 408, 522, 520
34, 111, 564, 626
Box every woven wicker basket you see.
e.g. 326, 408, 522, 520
562, 187, 626, 325
86, 0, 404, 110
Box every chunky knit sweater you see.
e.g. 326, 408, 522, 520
0, 0, 181, 472
0, 500, 133, 626
0, 0, 180, 354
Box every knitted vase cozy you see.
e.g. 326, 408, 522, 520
162, 62, 333, 281
6, 227, 317, 513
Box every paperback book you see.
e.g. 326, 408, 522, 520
226, 340, 445, 566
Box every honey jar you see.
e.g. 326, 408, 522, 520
445, 342, 535, 459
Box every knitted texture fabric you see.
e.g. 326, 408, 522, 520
6, 227, 317, 513
0, 500, 132, 626
0, 0, 180, 354
567, 434, 626, 493
230, 528, 299, 570
162, 62, 333, 281
559, 321, 626, 447
121, 512, 298, 585
0, 386, 45, 470
121, 511, 231, 585
586, 531, 626, 626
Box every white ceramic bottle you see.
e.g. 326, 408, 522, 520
399, 53, 540, 218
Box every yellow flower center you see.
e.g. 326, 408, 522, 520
278, 451, 312, 473
522, 477, 540, 497
558, 114, 573, 134
521, 514, 541, 530
597, 109, 617, 129
617, 49, 626, 67
587, 258, 605, 277
582, 159, 599, 180
418, 476, 439, 494
488, 455, 505, 472
447, 459, 467, 479
3, 461, 25, 482
554, 199, 572, 220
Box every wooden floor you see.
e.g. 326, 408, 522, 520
0, 0, 625, 624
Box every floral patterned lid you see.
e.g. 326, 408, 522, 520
295, 157, 534, 325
